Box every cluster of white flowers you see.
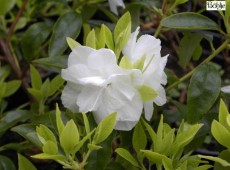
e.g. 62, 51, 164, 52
61, 27, 168, 131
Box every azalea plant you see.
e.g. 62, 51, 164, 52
1, 0, 230, 170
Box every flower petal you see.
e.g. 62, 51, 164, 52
61, 83, 80, 113
144, 101, 154, 121
221, 86, 230, 93
153, 85, 167, 106
108, 0, 125, 15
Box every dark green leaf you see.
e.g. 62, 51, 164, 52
0, 65, 11, 82
161, 12, 219, 31
30, 65, 42, 90
214, 150, 230, 169
49, 11, 82, 57
0, 0, 16, 15
187, 64, 221, 123
21, 22, 52, 61
178, 32, 203, 68
0, 155, 16, 170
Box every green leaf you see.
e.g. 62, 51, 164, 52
49, 74, 65, 97
21, 22, 52, 61
82, 113, 90, 135
30, 65, 42, 90
225, 0, 230, 34
194, 165, 213, 170
18, 154, 37, 170
49, 11, 82, 57
33, 55, 68, 69
178, 32, 203, 68
27, 88, 43, 101
0, 110, 31, 135
12, 124, 42, 147
86, 29, 96, 49
60, 119, 79, 155
132, 122, 147, 153
119, 56, 133, 69
42, 140, 58, 155
93, 112, 117, 144
115, 148, 140, 168
86, 131, 115, 170
175, 0, 188, 6
0, 155, 16, 170
0, 65, 11, 82
161, 12, 219, 31
187, 64, 221, 123
154, 115, 163, 152
0, 80, 21, 98
141, 118, 157, 143
55, 104, 65, 135
211, 120, 230, 149
133, 55, 146, 70
219, 99, 230, 131
193, 44, 203, 61
88, 143, 102, 151
96, 25, 106, 49
214, 150, 230, 169
0, 0, 16, 15
138, 85, 158, 102
199, 155, 230, 167
103, 24, 114, 50
41, 79, 50, 98
31, 153, 66, 162
114, 12, 131, 56
36, 124, 57, 145
66, 37, 81, 50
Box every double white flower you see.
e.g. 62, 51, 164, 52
61, 27, 168, 131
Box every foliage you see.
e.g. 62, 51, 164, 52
0, 0, 230, 169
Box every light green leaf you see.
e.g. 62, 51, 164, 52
27, 88, 43, 101
187, 64, 221, 123
175, 0, 188, 6
18, 153, 37, 170
138, 85, 158, 102
49, 11, 82, 57
154, 115, 163, 152
225, 0, 230, 33
36, 124, 57, 145
66, 37, 81, 50
114, 12, 131, 57
0, 0, 16, 15
132, 122, 147, 153
82, 113, 90, 135
219, 99, 230, 131
119, 56, 133, 69
56, 104, 65, 135
93, 112, 117, 144
96, 25, 106, 49
86, 29, 96, 49
133, 55, 146, 70
88, 143, 102, 151
31, 153, 66, 162
2, 80, 21, 98
33, 55, 67, 69
41, 79, 50, 98
60, 120, 79, 155
103, 24, 114, 50
30, 65, 42, 90
199, 155, 230, 167
141, 118, 157, 143
161, 12, 219, 31
0, 65, 11, 82
49, 74, 65, 97
42, 141, 58, 155
214, 150, 230, 169
211, 120, 230, 149
194, 165, 213, 170
115, 148, 140, 168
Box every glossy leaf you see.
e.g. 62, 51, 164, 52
187, 64, 221, 123
178, 33, 203, 68
86, 29, 96, 49
132, 122, 147, 152
18, 154, 37, 170
60, 120, 79, 155
138, 85, 158, 102
42, 140, 58, 155
161, 12, 219, 31
55, 104, 65, 135
49, 11, 82, 57
21, 22, 52, 61
93, 112, 117, 144
115, 148, 139, 168
0, 155, 16, 170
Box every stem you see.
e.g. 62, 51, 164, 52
154, 23, 162, 38
80, 150, 92, 169
6, 0, 28, 45
166, 39, 230, 92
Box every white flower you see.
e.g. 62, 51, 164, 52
122, 27, 168, 120
61, 46, 144, 130
221, 85, 230, 93
108, 0, 125, 15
